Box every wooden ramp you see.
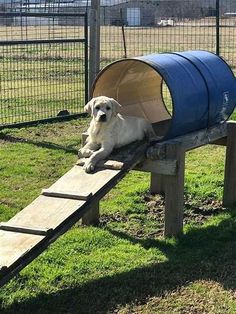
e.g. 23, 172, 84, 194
0, 141, 148, 288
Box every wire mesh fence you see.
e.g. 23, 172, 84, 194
0, 1, 88, 128
100, 0, 236, 71
1, 0, 236, 127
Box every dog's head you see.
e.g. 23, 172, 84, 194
84, 96, 121, 123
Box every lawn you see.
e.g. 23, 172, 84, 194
1, 118, 236, 314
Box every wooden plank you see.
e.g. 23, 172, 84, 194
0, 230, 45, 268
0, 223, 52, 236
147, 122, 228, 160
5, 142, 146, 233
164, 142, 185, 237
43, 165, 120, 200
42, 189, 92, 201
45, 142, 147, 201
6, 196, 85, 231
0, 141, 148, 287
135, 159, 177, 175
207, 122, 227, 143
0, 196, 89, 286
210, 137, 227, 146
223, 121, 236, 206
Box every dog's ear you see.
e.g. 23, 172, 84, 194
110, 98, 122, 115
84, 98, 94, 116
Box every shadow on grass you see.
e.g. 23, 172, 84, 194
0, 133, 78, 154
2, 210, 236, 314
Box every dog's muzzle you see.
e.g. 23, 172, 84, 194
98, 114, 107, 122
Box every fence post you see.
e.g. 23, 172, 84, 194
216, 0, 220, 55
89, 0, 100, 98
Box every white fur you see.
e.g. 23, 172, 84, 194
78, 96, 153, 173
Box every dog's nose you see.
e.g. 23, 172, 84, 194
99, 114, 107, 122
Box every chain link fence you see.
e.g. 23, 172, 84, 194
0, 1, 88, 128
99, 0, 236, 71
1, 0, 236, 127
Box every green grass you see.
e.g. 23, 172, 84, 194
1, 119, 236, 314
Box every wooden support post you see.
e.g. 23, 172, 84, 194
223, 121, 236, 207
150, 173, 165, 195
164, 142, 185, 237
81, 202, 100, 226
89, 0, 100, 97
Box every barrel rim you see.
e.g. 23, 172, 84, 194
91, 57, 175, 139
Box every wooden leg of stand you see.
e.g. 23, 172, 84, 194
82, 202, 100, 226
150, 173, 165, 195
223, 122, 236, 207
164, 143, 185, 237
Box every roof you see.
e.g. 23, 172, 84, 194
6, 0, 128, 8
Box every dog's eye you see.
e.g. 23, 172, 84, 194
95, 106, 100, 110
106, 106, 111, 111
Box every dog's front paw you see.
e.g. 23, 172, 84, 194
78, 148, 93, 158
83, 161, 96, 173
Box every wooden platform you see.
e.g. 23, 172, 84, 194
1, 121, 235, 288
0, 141, 148, 288
144, 121, 234, 237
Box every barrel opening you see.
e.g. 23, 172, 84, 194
92, 59, 173, 140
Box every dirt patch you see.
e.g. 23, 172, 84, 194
143, 193, 224, 226
0, 139, 7, 145
100, 193, 226, 238
100, 212, 129, 226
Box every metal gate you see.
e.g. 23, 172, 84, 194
0, 10, 88, 128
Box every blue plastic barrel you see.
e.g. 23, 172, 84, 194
92, 50, 236, 140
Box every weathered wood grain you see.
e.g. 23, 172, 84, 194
135, 159, 177, 175
164, 142, 185, 237
6, 195, 84, 231
150, 173, 165, 195
0, 230, 44, 269
42, 165, 120, 200
147, 122, 228, 160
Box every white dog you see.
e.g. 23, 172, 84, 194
78, 96, 153, 173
